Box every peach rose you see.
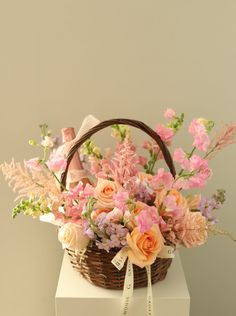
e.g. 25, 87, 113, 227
126, 225, 164, 268
94, 178, 120, 209
58, 222, 89, 251
181, 211, 208, 248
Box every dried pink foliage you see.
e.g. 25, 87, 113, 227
207, 123, 236, 159
0, 159, 62, 202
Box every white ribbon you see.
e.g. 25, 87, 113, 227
112, 245, 175, 316
146, 265, 153, 316
120, 259, 134, 316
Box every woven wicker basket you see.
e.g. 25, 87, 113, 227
61, 118, 177, 290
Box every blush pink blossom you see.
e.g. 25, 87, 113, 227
136, 206, 160, 233
46, 152, 67, 172
138, 155, 147, 167
164, 108, 176, 120
156, 124, 175, 144
173, 148, 190, 169
113, 191, 129, 212
151, 168, 174, 190
163, 195, 183, 219
189, 154, 208, 170
24, 157, 42, 171
188, 119, 210, 152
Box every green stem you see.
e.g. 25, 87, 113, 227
43, 163, 67, 191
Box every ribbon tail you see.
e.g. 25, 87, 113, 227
120, 259, 134, 316
146, 265, 154, 316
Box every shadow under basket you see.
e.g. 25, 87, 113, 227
66, 245, 173, 290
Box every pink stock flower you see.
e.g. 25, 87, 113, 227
151, 168, 174, 190
136, 206, 160, 233
188, 119, 210, 152
24, 157, 42, 171
164, 108, 176, 120
46, 151, 67, 172
156, 124, 175, 145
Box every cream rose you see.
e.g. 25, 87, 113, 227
58, 222, 89, 251
181, 211, 208, 248
94, 178, 120, 209
126, 225, 164, 268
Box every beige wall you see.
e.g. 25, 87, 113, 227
1, 1, 236, 315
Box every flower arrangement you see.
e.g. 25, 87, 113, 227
1, 111, 236, 314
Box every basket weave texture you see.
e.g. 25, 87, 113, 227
61, 118, 177, 290
66, 246, 173, 290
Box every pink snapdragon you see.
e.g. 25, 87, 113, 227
156, 124, 175, 145
151, 168, 174, 190
113, 191, 129, 212
173, 148, 190, 170
188, 119, 210, 152
164, 108, 176, 120
136, 206, 160, 233
174, 154, 212, 189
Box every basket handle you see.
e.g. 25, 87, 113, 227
60, 118, 176, 188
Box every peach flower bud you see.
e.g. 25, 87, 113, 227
126, 225, 165, 268
94, 178, 121, 209
58, 222, 89, 251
